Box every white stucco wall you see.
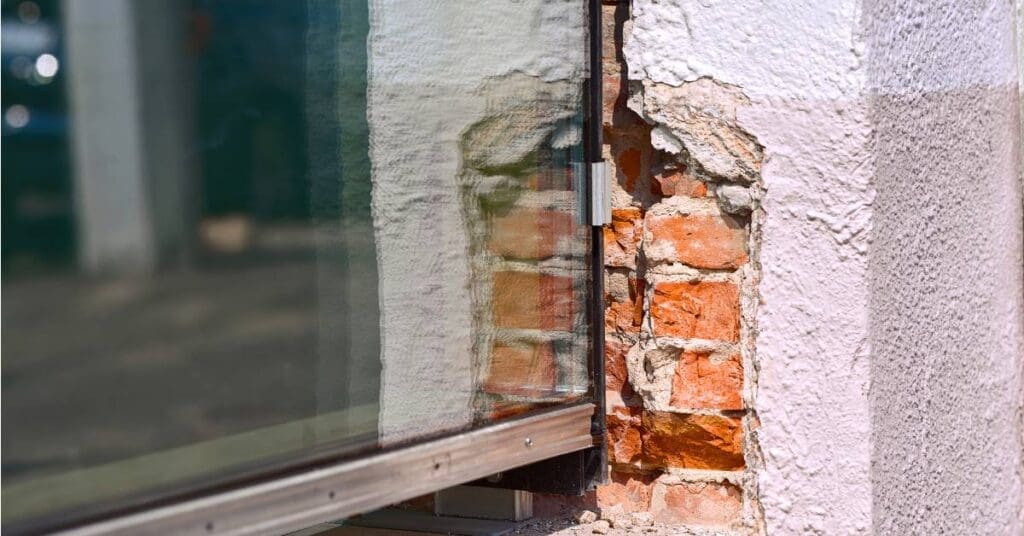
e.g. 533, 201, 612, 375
863, 1, 1023, 534
626, 0, 1022, 533
627, 1, 875, 532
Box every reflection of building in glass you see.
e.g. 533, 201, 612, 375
2, 0, 74, 270
2, 0, 325, 275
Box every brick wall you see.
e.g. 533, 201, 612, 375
539, 2, 764, 532
601, 1, 763, 530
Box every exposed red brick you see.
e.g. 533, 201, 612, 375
482, 341, 556, 397
651, 481, 743, 526
650, 281, 740, 342
652, 167, 708, 198
492, 271, 574, 330
607, 406, 643, 465
600, 3, 618, 70
629, 277, 645, 327
596, 3, 754, 523
604, 207, 642, 268
488, 208, 573, 260
596, 470, 659, 514
605, 277, 644, 337
670, 351, 744, 410
646, 212, 748, 269
642, 411, 744, 470
606, 300, 637, 336
605, 338, 635, 401
616, 148, 642, 192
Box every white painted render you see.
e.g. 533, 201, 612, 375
626, 0, 1022, 534
863, 1, 1022, 534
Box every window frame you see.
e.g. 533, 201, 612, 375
10, 2, 605, 534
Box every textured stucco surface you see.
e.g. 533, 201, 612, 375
627, 1, 874, 533
626, 0, 1023, 533
864, 1, 1023, 534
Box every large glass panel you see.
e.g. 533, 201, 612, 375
1, 0, 591, 530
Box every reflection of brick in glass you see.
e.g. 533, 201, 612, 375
492, 271, 574, 331
482, 341, 557, 397
488, 208, 572, 260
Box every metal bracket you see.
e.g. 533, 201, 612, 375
590, 161, 611, 226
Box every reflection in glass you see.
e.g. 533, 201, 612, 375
1, 0, 590, 529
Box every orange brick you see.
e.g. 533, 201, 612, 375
650, 281, 740, 342
605, 277, 644, 337
641, 411, 744, 470
605, 338, 635, 400
652, 167, 707, 198
482, 341, 556, 397
616, 147, 642, 192
670, 351, 744, 410
646, 212, 747, 269
601, 3, 618, 65
492, 271, 574, 330
489, 208, 573, 260
629, 277, 644, 326
604, 207, 642, 268
651, 480, 743, 526
607, 406, 643, 464
605, 299, 637, 336
596, 470, 658, 514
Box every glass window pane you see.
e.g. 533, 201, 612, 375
1, 0, 590, 529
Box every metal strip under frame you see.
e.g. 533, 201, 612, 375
56, 404, 595, 536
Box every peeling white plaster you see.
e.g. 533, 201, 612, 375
626, 1, 874, 532
650, 125, 683, 154
624, 0, 865, 99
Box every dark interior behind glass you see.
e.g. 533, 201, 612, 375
1, 0, 590, 530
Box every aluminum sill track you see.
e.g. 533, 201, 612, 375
58, 403, 596, 536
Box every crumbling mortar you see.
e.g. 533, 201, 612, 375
740, 170, 766, 536
598, 2, 765, 531
643, 268, 742, 282
620, 73, 766, 533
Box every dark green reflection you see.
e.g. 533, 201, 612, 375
1, 0, 378, 527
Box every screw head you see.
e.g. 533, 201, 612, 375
524, 437, 533, 447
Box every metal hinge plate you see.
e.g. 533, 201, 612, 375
590, 161, 611, 226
